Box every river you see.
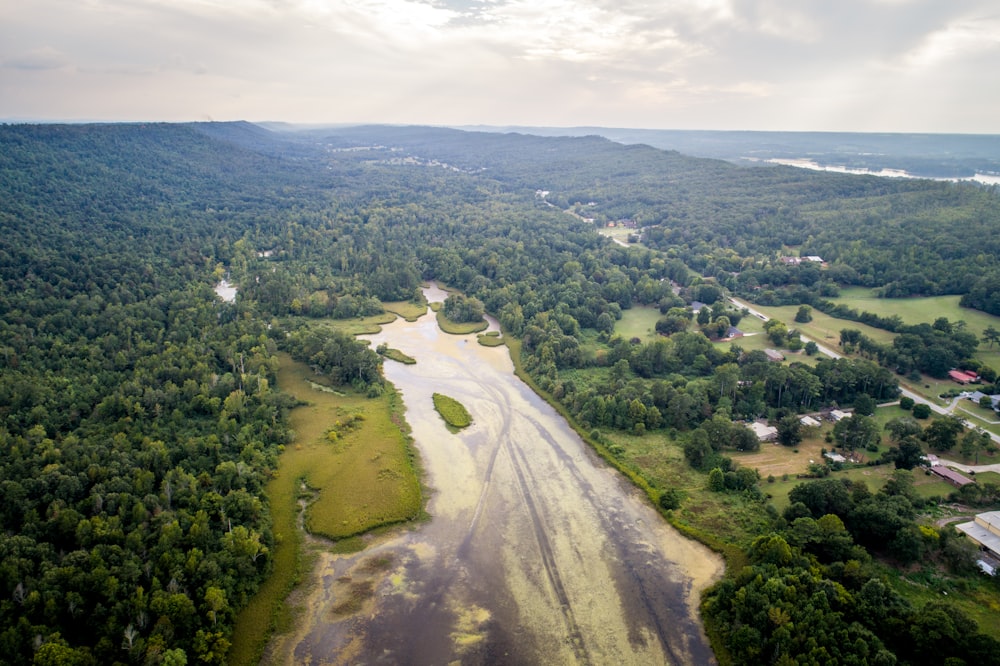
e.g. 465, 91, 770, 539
267, 292, 723, 665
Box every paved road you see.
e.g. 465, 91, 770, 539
729, 297, 1000, 447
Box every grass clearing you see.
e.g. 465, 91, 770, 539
615, 305, 663, 342
228, 353, 423, 665
831, 287, 1000, 333
751, 301, 897, 347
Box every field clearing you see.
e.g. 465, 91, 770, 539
732, 437, 828, 478
832, 287, 1000, 332
615, 305, 662, 341
753, 302, 897, 347
833, 287, 1000, 372
597, 226, 635, 244
318, 313, 397, 336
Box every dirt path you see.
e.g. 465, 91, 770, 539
265, 308, 723, 665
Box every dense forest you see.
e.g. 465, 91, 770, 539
2, 121, 999, 664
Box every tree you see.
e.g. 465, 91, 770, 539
804, 340, 818, 356
794, 305, 812, 323
834, 414, 880, 453
885, 416, 923, 443
924, 415, 965, 453
853, 393, 877, 416
776, 415, 802, 447
765, 319, 788, 346
708, 467, 726, 492
888, 437, 926, 470
960, 428, 991, 464
912, 403, 932, 419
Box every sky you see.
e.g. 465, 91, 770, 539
1, 0, 999, 133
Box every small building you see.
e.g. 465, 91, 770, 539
828, 409, 850, 422
723, 326, 744, 340
930, 465, 975, 487
824, 451, 847, 463
949, 369, 979, 385
689, 301, 708, 312
747, 421, 778, 442
957, 511, 1000, 560
923, 453, 940, 467
764, 349, 785, 362
800, 415, 822, 428
804, 255, 825, 263
966, 391, 1000, 408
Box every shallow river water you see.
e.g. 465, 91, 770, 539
270, 293, 723, 665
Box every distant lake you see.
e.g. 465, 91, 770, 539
762, 157, 1000, 186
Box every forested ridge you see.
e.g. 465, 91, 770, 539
2, 121, 999, 665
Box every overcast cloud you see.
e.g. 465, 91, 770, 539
1, 0, 998, 131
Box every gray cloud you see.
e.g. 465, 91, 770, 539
0, 0, 997, 131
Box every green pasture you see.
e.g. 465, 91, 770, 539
832, 287, 1000, 371
744, 300, 897, 347
831, 287, 998, 331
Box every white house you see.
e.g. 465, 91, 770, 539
957, 511, 1000, 561
747, 421, 778, 442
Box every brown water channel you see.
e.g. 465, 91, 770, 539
269, 300, 723, 665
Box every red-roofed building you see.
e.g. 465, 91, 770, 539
930, 465, 975, 487
948, 370, 979, 384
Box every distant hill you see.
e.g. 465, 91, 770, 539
457, 125, 1000, 180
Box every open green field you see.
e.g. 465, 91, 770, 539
734, 295, 1000, 410
832, 287, 1000, 332
435, 309, 489, 334
228, 353, 422, 665
615, 305, 662, 342
742, 300, 897, 347
832, 287, 1000, 372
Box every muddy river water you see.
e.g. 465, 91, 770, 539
269, 289, 724, 665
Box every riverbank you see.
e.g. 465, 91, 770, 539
227, 352, 424, 664
255, 300, 724, 663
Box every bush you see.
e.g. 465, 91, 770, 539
659, 488, 682, 510
912, 403, 932, 419
899, 396, 915, 410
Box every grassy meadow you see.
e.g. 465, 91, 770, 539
615, 305, 662, 341
831, 287, 1000, 376
228, 352, 423, 665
